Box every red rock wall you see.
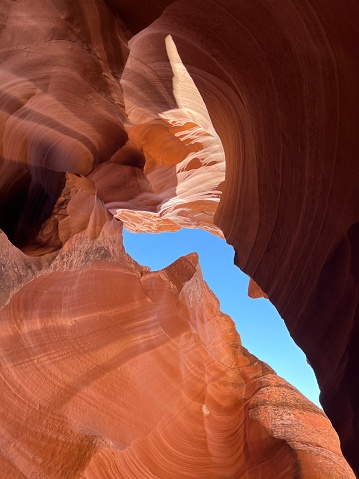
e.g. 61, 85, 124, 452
0, 0, 358, 476
0, 0, 129, 249
0, 217, 354, 478
120, 1, 359, 472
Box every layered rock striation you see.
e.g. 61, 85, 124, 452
120, 2, 359, 471
0, 217, 354, 478
0, 0, 358, 476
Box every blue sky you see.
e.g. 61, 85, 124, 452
123, 227, 321, 407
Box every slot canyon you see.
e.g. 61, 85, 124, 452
0, 1, 358, 478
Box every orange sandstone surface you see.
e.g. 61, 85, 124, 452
0, 0, 358, 477
0, 219, 354, 478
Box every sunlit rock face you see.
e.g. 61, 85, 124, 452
119, 33, 225, 236
0, 0, 358, 476
0, 218, 355, 479
120, 1, 359, 472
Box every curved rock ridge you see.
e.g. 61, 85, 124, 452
118, 1, 359, 471
117, 34, 225, 236
0, 0, 225, 252
0, 220, 354, 479
0, 0, 358, 475
0, 0, 129, 249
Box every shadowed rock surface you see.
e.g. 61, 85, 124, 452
0, 0, 358, 476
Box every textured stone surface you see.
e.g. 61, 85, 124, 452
0, 0, 358, 476
0, 220, 354, 478
120, 2, 359, 471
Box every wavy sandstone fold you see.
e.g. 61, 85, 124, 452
0, 0, 358, 477
0, 218, 354, 478
120, 2, 359, 472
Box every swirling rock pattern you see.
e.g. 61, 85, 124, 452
0, 0, 358, 476
0, 221, 354, 478
120, 1, 359, 472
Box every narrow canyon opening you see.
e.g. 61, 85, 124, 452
123, 227, 321, 407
